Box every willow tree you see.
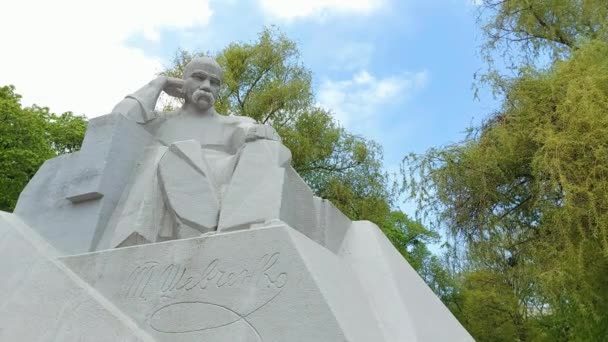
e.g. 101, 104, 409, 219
404, 1, 608, 340
478, 0, 608, 64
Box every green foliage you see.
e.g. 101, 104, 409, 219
0, 86, 52, 212
381, 211, 439, 269
405, 18, 608, 342
163, 27, 312, 124
479, 0, 608, 64
456, 270, 547, 342
0, 85, 87, 212
43, 109, 87, 154
217, 29, 313, 124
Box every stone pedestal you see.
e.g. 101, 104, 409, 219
0, 211, 473, 341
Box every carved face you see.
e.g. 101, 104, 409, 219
183, 67, 221, 112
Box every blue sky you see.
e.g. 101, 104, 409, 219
2, 0, 496, 216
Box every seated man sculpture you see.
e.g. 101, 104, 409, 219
4, 55, 473, 342
109, 57, 292, 246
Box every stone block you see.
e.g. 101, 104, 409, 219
218, 139, 288, 231
14, 113, 154, 254
0, 212, 154, 341
313, 196, 352, 254
279, 166, 320, 244
339, 220, 474, 341
0, 211, 473, 341
158, 140, 220, 232
99, 145, 169, 250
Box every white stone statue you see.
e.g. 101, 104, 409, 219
2, 56, 474, 341
108, 57, 292, 247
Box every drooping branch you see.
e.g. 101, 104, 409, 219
530, 8, 574, 48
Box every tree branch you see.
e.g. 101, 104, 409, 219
530, 8, 574, 48
242, 64, 275, 106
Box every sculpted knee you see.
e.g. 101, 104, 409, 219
240, 139, 292, 168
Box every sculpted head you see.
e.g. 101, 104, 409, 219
183, 57, 223, 112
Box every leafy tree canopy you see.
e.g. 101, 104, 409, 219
404, 1, 608, 340
0, 85, 86, 211
479, 0, 608, 64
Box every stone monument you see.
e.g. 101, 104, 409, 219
0, 57, 474, 341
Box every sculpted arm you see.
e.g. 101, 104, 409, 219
229, 117, 283, 149
245, 123, 282, 143
112, 76, 184, 123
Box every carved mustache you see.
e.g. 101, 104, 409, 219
193, 89, 214, 103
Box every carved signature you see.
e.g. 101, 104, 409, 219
122, 252, 287, 300
149, 287, 283, 340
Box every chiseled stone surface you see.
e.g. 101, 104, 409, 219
60, 223, 385, 342
314, 196, 353, 254
0, 212, 153, 342
3, 56, 474, 341
14, 114, 153, 254
340, 221, 474, 341
0, 209, 474, 341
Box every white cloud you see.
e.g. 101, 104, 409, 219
0, 0, 212, 117
330, 42, 375, 71
317, 69, 428, 128
259, 0, 384, 20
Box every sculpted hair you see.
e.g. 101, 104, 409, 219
183, 57, 223, 82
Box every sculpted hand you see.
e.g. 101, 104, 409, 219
162, 77, 185, 99
245, 124, 281, 142
149, 76, 185, 99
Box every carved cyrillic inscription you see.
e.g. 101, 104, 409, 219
119, 251, 287, 340
121, 252, 287, 300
